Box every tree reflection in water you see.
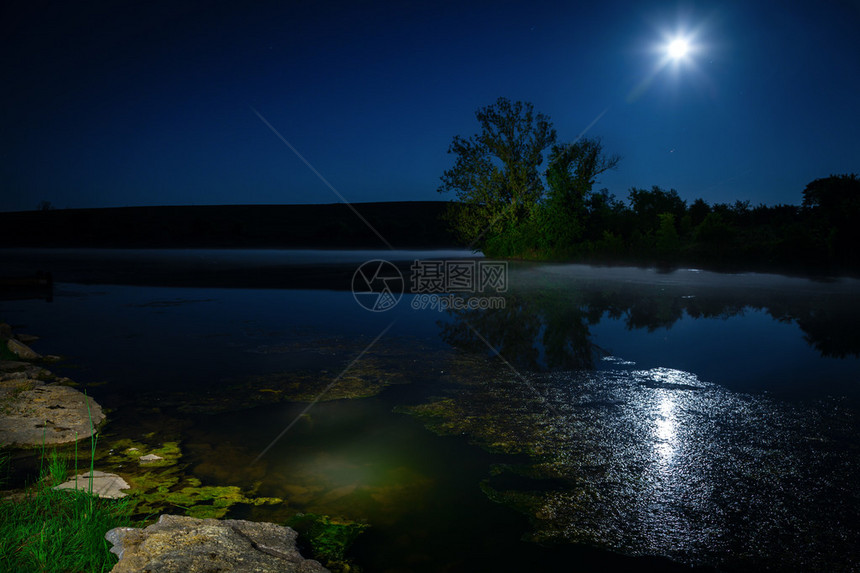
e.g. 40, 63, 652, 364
418, 267, 860, 570
438, 266, 860, 370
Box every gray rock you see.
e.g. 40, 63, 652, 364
0, 360, 32, 372
54, 470, 130, 499
0, 361, 48, 381
0, 378, 105, 447
15, 333, 40, 343
6, 338, 41, 360
105, 514, 329, 573
139, 453, 163, 464
0, 370, 30, 381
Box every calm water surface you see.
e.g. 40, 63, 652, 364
1, 249, 858, 571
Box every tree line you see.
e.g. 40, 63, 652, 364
439, 97, 860, 270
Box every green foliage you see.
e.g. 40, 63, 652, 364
592, 230, 625, 256
627, 186, 687, 238
583, 189, 625, 241
438, 97, 556, 247
693, 212, 735, 245
440, 102, 857, 269
688, 197, 711, 227
655, 213, 680, 255
482, 209, 548, 258
542, 138, 621, 251
801, 173, 860, 266
801, 173, 860, 213
439, 98, 621, 256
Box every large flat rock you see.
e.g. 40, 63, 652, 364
0, 378, 104, 447
6, 338, 41, 359
54, 471, 130, 499
106, 514, 329, 573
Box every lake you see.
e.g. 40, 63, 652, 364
1, 248, 858, 571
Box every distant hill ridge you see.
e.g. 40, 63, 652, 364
0, 202, 460, 248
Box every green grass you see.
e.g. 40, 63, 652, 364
0, 481, 133, 572
0, 448, 8, 488
0, 397, 134, 573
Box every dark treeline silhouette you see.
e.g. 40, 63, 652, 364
0, 202, 457, 249
438, 98, 859, 271
530, 174, 860, 270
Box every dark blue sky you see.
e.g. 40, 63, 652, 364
2, 0, 858, 211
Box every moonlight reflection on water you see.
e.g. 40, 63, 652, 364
421, 363, 858, 570
653, 390, 678, 465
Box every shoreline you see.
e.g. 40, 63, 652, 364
0, 247, 481, 291
2, 247, 858, 295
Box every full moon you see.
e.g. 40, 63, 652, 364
667, 38, 690, 59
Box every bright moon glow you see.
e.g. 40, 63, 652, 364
667, 38, 690, 59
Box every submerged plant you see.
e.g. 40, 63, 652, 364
95, 437, 281, 521
287, 512, 369, 573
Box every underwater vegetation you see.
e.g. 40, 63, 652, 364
287, 512, 369, 573
95, 438, 281, 520
140, 339, 416, 414
95, 437, 371, 568
402, 359, 860, 571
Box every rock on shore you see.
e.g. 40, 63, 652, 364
0, 322, 105, 447
1, 322, 41, 359
6, 338, 41, 360
54, 471, 130, 499
105, 514, 329, 573
0, 377, 105, 447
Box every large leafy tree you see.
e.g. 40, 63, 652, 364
438, 98, 556, 247
627, 185, 687, 237
802, 173, 860, 220
801, 173, 860, 264
542, 137, 621, 247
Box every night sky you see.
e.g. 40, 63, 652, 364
3, 1, 858, 212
